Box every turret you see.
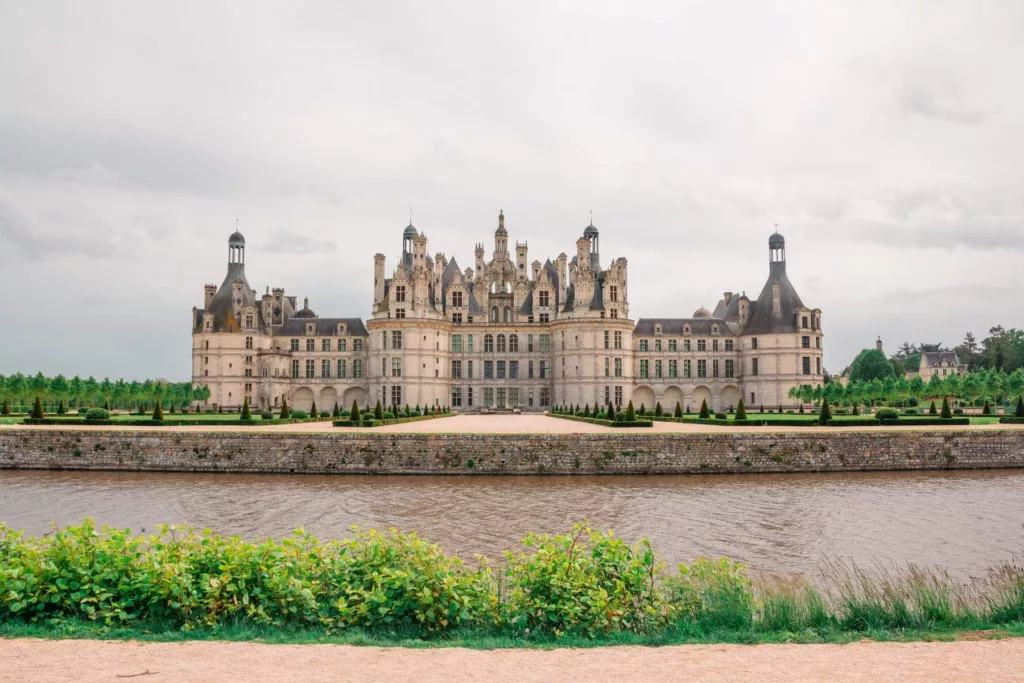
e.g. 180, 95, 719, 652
262, 290, 274, 327
475, 243, 485, 279
575, 236, 591, 273
231, 279, 244, 317
531, 259, 542, 281
555, 253, 567, 302
204, 284, 216, 308
374, 253, 386, 304
494, 210, 508, 255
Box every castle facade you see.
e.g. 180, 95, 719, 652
192, 213, 823, 414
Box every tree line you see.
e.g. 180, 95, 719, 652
888, 327, 1024, 376
792, 367, 1024, 408
0, 372, 211, 411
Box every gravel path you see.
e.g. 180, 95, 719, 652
2, 638, 1022, 682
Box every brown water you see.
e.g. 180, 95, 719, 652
1, 469, 1022, 578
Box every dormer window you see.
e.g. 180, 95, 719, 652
306, 323, 315, 335
452, 291, 463, 307
654, 323, 662, 335
395, 285, 406, 303
609, 285, 618, 303
244, 314, 254, 329
683, 324, 690, 335
712, 324, 719, 334
336, 322, 347, 336
538, 290, 550, 307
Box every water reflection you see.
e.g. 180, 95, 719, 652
1, 469, 1021, 578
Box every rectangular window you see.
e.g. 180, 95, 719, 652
697, 359, 707, 378
381, 357, 387, 376
538, 290, 549, 307
713, 359, 720, 377
452, 291, 463, 307
395, 308, 405, 319
528, 334, 534, 352
639, 339, 648, 351
392, 357, 402, 377
751, 337, 758, 350
639, 359, 649, 378
668, 339, 677, 352
245, 336, 253, 350
684, 359, 692, 377
468, 360, 474, 378
452, 312, 462, 323
382, 331, 388, 350
338, 339, 347, 351
322, 339, 331, 352
604, 357, 609, 377
669, 359, 678, 378
291, 359, 300, 378
291, 339, 299, 352
725, 339, 733, 352
484, 361, 494, 379
614, 358, 622, 377
452, 360, 462, 378
352, 359, 362, 378
816, 357, 822, 375
451, 334, 462, 352
497, 361, 506, 379
802, 336, 810, 348
725, 359, 734, 378
803, 357, 811, 375
337, 359, 346, 378
752, 358, 759, 376
353, 339, 363, 352
713, 339, 719, 352
614, 386, 623, 408
655, 360, 663, 378
614, 331, 623, 349
609, 285, 618, 303
684, 339, 691, 351
484, 335, 494, 352
697, 339, 706, 352
484, 387, 494, 407
540, 360, 550, 379
395, 285, 406, 303
539, 313, 549, 323
540, 387, 551, 407
467, 387, 474, 406
509, 360, 518, 379
816, 336, 821, 349
509, 388, 519, 407
604, 331, 610, 349
392, 331, 403, 349
467, 335, 473, 352
655, 339, 662, 352
539, 334, 550, 352
305, 359, 315, 378
306, 338, 315, 352
802, 315, 808, 328
391, 386, 402, 407
496, 388, 506, 408
528, 360, 534, 378
322, 359, 331, 378
451, 387, 462, 407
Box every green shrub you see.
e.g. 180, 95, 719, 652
940, 397, 952, 419
501, 524, 668, 637
319, 411, 330, 418
290, 410, 309, 420
0, 398, 9, 415
714, 412, 726, 420
240, 398, 252, 421
903, 408, 917, 415
929, 401, 937, 415
875, 408, 899, 420
735, 399, 747, 421
56, 400, 66, 416
698, 399, 710, 419
151, 399, 164, 421
665, 557, 755, 629
381, 411, 395, 420
204, 408, 215, 414
374, 400, 383, 420
30, 397, 44, 419
260, 412, 274, 420
279, 398, 290, 419
85, 408, 109, 421
674, 402, 683, 418
953, 408, 964, 415
1016, 395, 1024, 418
351, 400, 361, 422
333, 402, 341, 418
624, 401, 636, 421
655, 402, 663, 417
982, 400, 991, 415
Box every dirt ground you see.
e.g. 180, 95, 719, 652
1, 413, 1020, 434
2, 637, 1022, 682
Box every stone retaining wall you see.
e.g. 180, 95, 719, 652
1, 429, 1023, 475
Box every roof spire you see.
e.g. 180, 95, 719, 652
589, 209, 593, 225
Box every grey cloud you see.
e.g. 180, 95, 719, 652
0, 197, 118, 260
263, 233, 338, 255
898, 87, 994, 125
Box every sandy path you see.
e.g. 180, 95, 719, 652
1, 638, 1022, 683
1, 413, 1020, 434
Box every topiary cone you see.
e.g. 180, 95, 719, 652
735, 399, 747, 421
240, 397, 252, 420
699, 399, 710, 419
280, 398, 290, 419
152, 399, 164, 421
818, 398, 832, 425
1015, 395, 1024, 418
30, 396, 45, 419
624, 401, 636, 421
351, 400, 361, 422
940, 397, 952, 419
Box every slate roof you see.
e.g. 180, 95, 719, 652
922, 351, 960, 367
200, 262, 263, 333
276, 317, 368, 336
633, 318, 731, 336
741, 261, 806, 335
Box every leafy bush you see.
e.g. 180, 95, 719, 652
735, 399, 747, 421
665, 557, 755, 629
30, 397, 44, 419
319, 411, 330, 418
674, 402, 683, 418
875, 408, 899, 420
818, 399, 832, 425
1016, 395, 1024, 418
381, 412, 395, 420
289, 410, 309, 420
624, 401, 636, 421
903, 408, 918, 415
952, 408, 964, 415
279, 398, 290, 420
260, 412, 274, 420
85, 408, 110, 421
240, 398, 252, 421
941, 397, 952, 419
929, 401, 937, 415
714, 412, 727, 420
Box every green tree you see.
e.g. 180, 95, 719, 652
698, 399, 710, 419
735, 399, 747, 421
280, 398, 290, 419
311, 399, 318, 418
0, 398, 9, 415
374, 400, 383, 420
849, 348, 896, 383
332, 401, 341, 418
351, 400, 361, 422
30, 396, 45, 419
655, 402, 663, 417
674, 401, 683, 418
940, 397, 952, 419
240, 397, 252, 420
818, 398, 832, 425
929, 400, 937, 415
152, 399, 164, 421
624, 401, 636, 421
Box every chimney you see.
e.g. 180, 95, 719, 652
475, 243, 485, 279
876, 336, 883, 352
204, 284, 216, 308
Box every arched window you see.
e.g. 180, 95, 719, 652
504, 306, 511, 322
509, 334, 518, 352
491, 307, 498, 322
497, 334, 506, 352
484, 334, 494, 352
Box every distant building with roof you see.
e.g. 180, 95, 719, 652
915, 351, 966, 383
193, 213, 823, 413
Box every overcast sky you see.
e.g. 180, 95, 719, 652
1, 1, 1021, 381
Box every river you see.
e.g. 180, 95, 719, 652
1, 469, 1022, 578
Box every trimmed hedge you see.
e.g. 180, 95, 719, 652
880, 418, 970, 426
333, 413, 455, 428
549, 413, 653, 428
827, 419, 880, 427
21, 417, 334, 427
999, 417, 1024, 424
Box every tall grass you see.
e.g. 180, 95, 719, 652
0, 520, 1021, 642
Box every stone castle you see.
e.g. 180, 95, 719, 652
192, 212, 823, 413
